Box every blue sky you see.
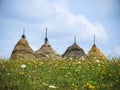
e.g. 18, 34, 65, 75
0, 0, 120, 58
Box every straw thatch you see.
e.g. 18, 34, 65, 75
62, 43, 86, 59
35, 27, 61, 59
10, 38, 36, 60
87, 44, 107, 60
35, 44, 60, 59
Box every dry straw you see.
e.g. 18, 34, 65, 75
10, 30, 36, 60
87, 44, 107, 60
62, 35, 86, 59
35, 27, 61, 59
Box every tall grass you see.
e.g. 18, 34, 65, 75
0, 58, 120, 90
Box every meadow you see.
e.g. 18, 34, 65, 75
0, 58, 120, 90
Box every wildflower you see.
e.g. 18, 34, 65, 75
74, 88, 77, 90
98, 64, 101, 66
76, 61, 81, 64
89, 84, 95, 89
72, 83, 75, 86
21, 64, 26, 68
42, 82, 46, 86
7, 73, 10, 75
49, 85, 57, 88
109, 74, 112, 77
64, 74, 67, 77
39, 62, 44, 65
95, 59, 100, 63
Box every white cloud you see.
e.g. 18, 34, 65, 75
44, 3, 108, 42
0, 0, 109, 57
1, 0, 108, 42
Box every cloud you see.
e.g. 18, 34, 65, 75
43, 3, 108, 42
0, 0, 108, 57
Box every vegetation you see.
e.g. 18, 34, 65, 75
0, 58, 120, 90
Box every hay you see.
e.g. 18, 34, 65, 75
10, 39, 36, 60
35, 44, 61, 59
62, 43, 86, 59
87, 44, 107, 60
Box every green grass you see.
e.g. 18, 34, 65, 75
0, 58, 120, 90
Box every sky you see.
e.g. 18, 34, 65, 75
0, 0, 120, 58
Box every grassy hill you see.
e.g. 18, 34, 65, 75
0, 58, 120, 90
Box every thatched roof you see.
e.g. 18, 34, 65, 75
10, 38, 36, 60
87, 44, 107, 60
62, 43, 86, 59
35, 44, 60, 59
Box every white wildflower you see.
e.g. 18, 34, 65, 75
98, 64, 101, 67
49, 85, 57, 88
78, 62, 81, 64
21, 64, 26, 68
7, 73, 10, 75
96, 60, 100, 63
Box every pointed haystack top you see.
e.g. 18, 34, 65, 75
10, 31, 36, 60
45, 27, 48, 44
94, 34, 95, 45
62, 36, 85, 59
35, 28, 60, 59
21, 29, 26, 39
87, 35, 107, 60
74, 35, 76, 45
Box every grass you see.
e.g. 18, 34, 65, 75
0, 58, 120, 90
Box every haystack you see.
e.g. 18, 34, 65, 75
10, 31, 36, 60
87, 44, 107, 60
87, 35, 107, 61
62, 36, 85, 59
35, 44, 60, 59
35, 28, 60, 59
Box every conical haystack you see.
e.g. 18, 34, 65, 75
62, 36, 85, 59
35, 28, 60, 59
87, 35, 107, 60
10, 30, 36, 60
35, 44, 60, 59
87, 44, 107, 60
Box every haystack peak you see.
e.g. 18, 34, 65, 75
21, 29, 26, 39
62, 36, 86, 59
87, 35, 107, 60
35, 27, 60, 59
